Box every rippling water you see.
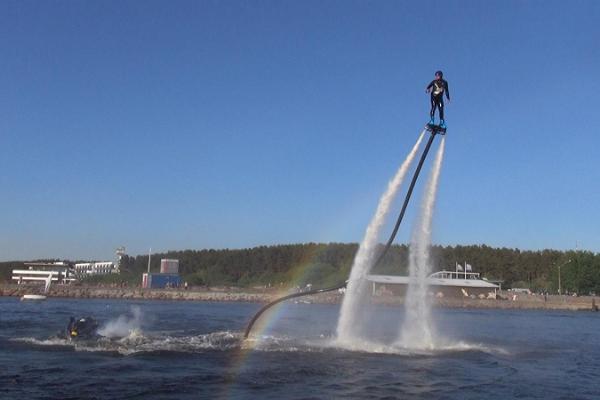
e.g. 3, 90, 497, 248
1, 297, 598, 399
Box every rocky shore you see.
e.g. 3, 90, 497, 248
1, 283, 598, 312
0, 283, 273, 303
371, 293, 599, 312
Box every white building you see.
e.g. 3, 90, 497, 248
368, 264, 499, 298
74, 262, 119, 277
12, 262, 76, 284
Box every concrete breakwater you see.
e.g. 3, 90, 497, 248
372, 294, 600, 312
1, 284, 597, 312
0, 284, 275, 303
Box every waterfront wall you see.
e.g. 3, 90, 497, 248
1, 284, 597, 311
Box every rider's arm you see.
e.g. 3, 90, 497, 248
426, 80, 434, 92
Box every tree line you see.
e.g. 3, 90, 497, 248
1, 243, 599, 294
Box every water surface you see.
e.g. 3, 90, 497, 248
1, 297, 598, 399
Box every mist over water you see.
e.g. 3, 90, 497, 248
399, 137, 445, 349
336, 131, 425, 344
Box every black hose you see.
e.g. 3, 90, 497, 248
243, 282, 346, 338
371, 130, 436, 268
243, 128, 440, 339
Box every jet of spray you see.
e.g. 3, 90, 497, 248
398, 136, 445, 349
98, 306, 144, 338
336, 131, 425, 344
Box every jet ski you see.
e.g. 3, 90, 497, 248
67, 316, 99, 340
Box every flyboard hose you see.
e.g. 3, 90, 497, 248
244, 127, 442, 339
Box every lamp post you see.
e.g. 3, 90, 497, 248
557, 259, 572, 295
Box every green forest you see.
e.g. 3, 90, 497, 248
2, 243, 599, 294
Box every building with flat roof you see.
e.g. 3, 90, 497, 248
141, 258, 181, 288
74, 262, 119, 278
368, 265, 499, 298
142, 273, 181, 289
12, 262, 76, 284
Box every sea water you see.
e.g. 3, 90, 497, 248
1, 297, 599, 399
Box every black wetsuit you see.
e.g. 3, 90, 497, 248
427, 78, 450, 120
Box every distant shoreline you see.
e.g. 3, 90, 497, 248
0, 283, 275, 303
1, 284, 598, 312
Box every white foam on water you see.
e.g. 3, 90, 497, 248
97, 306, 143, 338
13, 331, 243, 355
13, 327, 508, 357
398, 137, 445, 350
332, 335, 508, 356
336, 131, 425, 344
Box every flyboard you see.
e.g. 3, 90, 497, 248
243, 123, 446, 339
426, 123, 446, 135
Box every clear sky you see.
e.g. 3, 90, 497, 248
1, 0, 599, 261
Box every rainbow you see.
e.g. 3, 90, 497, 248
219, 245, 346, 398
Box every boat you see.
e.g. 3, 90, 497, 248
21, 294, 48, 301
293, 299, 313, 304
21, 273, 52, 301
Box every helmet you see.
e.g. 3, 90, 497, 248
435, 70, 443, 78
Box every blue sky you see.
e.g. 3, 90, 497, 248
1, 0, 599, 261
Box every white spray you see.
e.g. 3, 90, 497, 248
336, 131, 425, 344
98, 306, 144, 338
398, 136, 445, 349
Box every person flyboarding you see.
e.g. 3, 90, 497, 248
426, 70, 450, 129
244, 76, 450, 339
